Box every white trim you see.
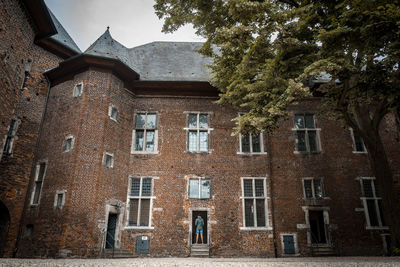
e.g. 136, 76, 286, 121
30, 159, 48, 206
62, 135, 75, 153
184, 112, 213, 153
54, 190, 67, 209
280, 233, 299, 256
187, 177, 211, 199
302, 177, 324, 199
73, 82, 83, 97
359, 177, 386, 229
131, 112, 159, 154
302, 206, 331, 246
292, 113, 322, 154
349, 128, 367, 153
108, 104, 118, 122
103, 152, 114, 169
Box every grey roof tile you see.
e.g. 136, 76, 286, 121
48, 10, 81, 53
84, 29, 211, 81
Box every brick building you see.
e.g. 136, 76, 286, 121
1, 0, 399, 258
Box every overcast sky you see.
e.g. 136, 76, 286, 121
44, 0, 205, 52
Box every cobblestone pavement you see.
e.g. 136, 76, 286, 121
0, 257, 399, 267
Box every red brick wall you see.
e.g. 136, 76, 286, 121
0, 0, 62, 257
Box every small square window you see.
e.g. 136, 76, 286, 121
109, 106, 118, 121
54, 191, 66, 209
104, 153, 114, 168
63, 136, 74, 152
73, 83, 83, 97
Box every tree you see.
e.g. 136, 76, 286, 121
155, 0, 400, 250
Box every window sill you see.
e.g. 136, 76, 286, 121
352, 151, 367, 154
304, 197, 330, 201
30, 204, 39, 208
185, 151, 211, 154
293, 151, 321, 155
239, 226, 273, 231
131, 151, 159, 155
124, 226, 154, 230
109, 117, 118, 122
236, 152, 267, 156
365, 226, 389, 230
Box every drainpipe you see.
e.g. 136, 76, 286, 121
266, 132, 278, 258
14, 74, 52, 257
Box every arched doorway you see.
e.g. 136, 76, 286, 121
0, 201, 10, 257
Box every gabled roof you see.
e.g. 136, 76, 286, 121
84, 29, 212, 82
48, 10, 81, 54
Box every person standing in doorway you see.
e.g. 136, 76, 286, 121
195, 215, 204, 244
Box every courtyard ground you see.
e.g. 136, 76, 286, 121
0, 257, 399, 267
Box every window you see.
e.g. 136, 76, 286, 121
127, 177, 154, 227
360, 178, 386, 228
303, 178, 324, 199
109, 105, 118, 121
73, 83, 83, 97
24, 224, 33, 238
2, 119, 19, 156
239, 133, 265, 154
189, 178, 211, 199
62, 136, 74, 152
281, 234, 297, 255
293, 114, 320, 153
241, 178, 268, 228
350, 128, 366, 153
54, 190, 66, 209
31, 162, 46, 205
132, 112, 158, 153
103, 153, 114, 168
186, 113, 211, 152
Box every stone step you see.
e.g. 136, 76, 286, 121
190, 244, 209, 257
311, 246, 336, 256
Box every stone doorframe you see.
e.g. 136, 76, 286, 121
187, 207, 213, 247
301, 206, 332, 247
100, 199, 125, 250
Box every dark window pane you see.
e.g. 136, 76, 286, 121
105, 155, 112, 167
63, 139, 72, 152
255, 179, 264, 197
188, 131, 197, 151
56, 193, 63, 208
146, 114, 157, 129
189, 179, 199, 198
128, 199, 138, 226
201, 180, 211, 199
297, 131, 306, 152
353, 131, 365, 152
252, 134, 261, 153
373, 180, 380, 197
3, 136, 12, 154
243, 179, 253, 197
308, 131, 317, 152
199, 114, 208, 128
38, 163, 46, 181
135, 114, 146, 129
145, 131, 155, 152
199, 132, 208, 151
362, 180, 373, 197
188, 114, 197, 128
140, 199, 150, 226
131, 178, 140, 196
294, 115, 305, 129
33, 181, 42, 204
304, 180, 313, 198
241, 135, 250, 152
135, 130, 144, 151
305, 114, 315, 128
244, 199, 254, 227
111, 107, 118, 119
256, 199, 266, 227
378, 200, 385, 226
8, 119, 16, 135
367, 200, 379, 226
313, 179, 323, 198
141, 178, 152, 196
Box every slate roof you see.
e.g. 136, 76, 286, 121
84, 29, 212, 81
48, 10, 81, 54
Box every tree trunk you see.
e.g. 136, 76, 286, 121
359, 118, 400, 251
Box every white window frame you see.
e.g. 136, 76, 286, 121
125, 176, 156, 229
30, 160, 48, 206
62, 135, 75, 153
184, 111, 213, 153
358, 177, 388, 230
292, 113, 321, 154
54, 190, 67, 209
238, 133, 267, 155
1, 118, 20, 159
73, 82, 83, 97
280, 233, 299, 256
108, 105, 118, 122
349, 128, 367, 153
240, 177, 272, 230
103, 152, 114, 169
302, 177, 325, 199
131, 111, 159, 154
188, 177, 211, 199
